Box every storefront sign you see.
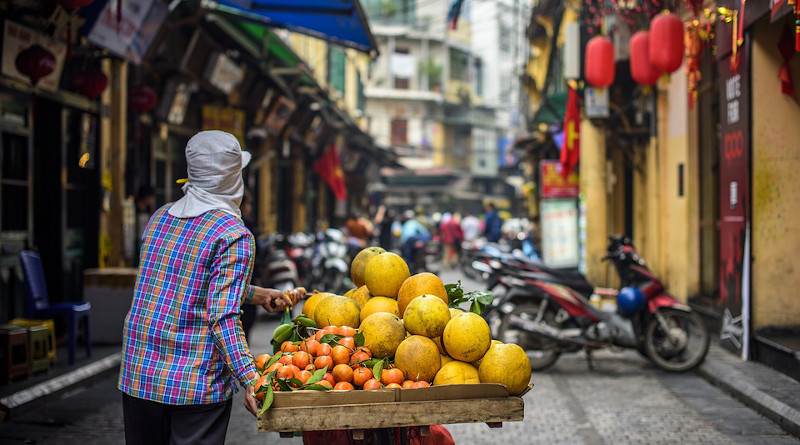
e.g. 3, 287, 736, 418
85, 0, 167, 65
540, 160, 579, 198
1, 21, 67, 92
718, 36, 751, 356
540, 199, 579, 269
202, 105, 246, 144
584, 87, 609, 118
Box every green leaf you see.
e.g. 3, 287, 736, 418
265, 352, 283, 370
362, 358, 380, 368
303, 384, 332, 391
287, 378, 304, 390
469, 300, 482, 315
290, 329, 300, 342
372, 359, 384, 381
353, 332, 365, 348
280, 308, 292, 325
306, 366, 328, 386
319, 334, 343, 345
258, 385, 274, 415
445, 282, 464, 304
470, 290, 494, 305
276, 379, 293, 392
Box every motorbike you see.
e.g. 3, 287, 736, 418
256, 233, 300, 294
410, 234, 442, 274
285, 231, 315, 288
481, 235, 709, 372
310, 228, 351, 294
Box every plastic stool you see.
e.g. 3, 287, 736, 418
9, 318, 56, 363
0, 325, 30, 382
27, 325, 51, 374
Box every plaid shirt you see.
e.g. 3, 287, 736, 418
119, 204, 258, 405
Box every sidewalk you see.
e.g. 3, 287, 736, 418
1, 330, 799, 440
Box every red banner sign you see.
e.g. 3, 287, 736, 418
540, 160, 579, 199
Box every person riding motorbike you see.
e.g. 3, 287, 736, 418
400, 210, 431, 271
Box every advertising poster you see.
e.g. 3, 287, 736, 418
718, 36, 751, 355
540, 199, 579, 269
1, 21, 67, 92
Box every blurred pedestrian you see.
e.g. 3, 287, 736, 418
119, 131, 304, 445
400, 210, 431, 270
439, 212, 463, 269
484, 203, 502, 243
375, 205, 396, 250
461, 212, 480, 242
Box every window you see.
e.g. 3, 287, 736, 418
449, 48, 469, 82
391, 48, 413, 90
390, 119, 408, 146
475, 59, 483, 97
328, 47, 346, 94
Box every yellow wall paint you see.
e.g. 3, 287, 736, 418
751, 19, 800, 327
581, 118, 612, 286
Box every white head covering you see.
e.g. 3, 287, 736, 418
168, 130, 251, 219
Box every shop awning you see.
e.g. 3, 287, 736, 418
530, 91, 567, 127
204, 0, 379, 56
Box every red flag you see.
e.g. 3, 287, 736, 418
559, 85, 580, 179
313, 144, 347, 201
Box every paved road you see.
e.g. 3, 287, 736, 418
1, 269, 797, 444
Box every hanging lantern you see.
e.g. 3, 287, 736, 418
629, 31, 660, 86
73, 67, 108, 99
129, 86, 158, 113
584, 36, 615, 88
649, 12, 684, 74
15, 44, 57, 86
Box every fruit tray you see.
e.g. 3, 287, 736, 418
257, 383, 530, 437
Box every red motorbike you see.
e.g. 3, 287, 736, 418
484, 235, 709, 372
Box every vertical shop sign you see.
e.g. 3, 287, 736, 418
718, 36, 751, 355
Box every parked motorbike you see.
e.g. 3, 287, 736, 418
285, 231, 315, 288
256, 233, 300, 293
310, 228, 351, 294
481, 235, 709, 372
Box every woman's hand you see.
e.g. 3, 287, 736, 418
244, 383, 259, 416
250, 286, 306, 313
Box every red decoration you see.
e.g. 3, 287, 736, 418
584, 36, 615, 88
53, 0, 94, 9
630, 31, 660, 86
313, 144, 347, 201
129, 86, 158, 113
73, 67, 108, 99
14, 44, 57, 86
778, 24, 795, 97
559, 85, 580, 179
649, 12, 684, 74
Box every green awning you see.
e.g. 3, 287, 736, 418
530, 91, 567, 127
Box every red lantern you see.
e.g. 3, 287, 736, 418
649, 12, 684, 74
73, 67, 108, 99
629, 31, 660, 86
129, 86, 158, 113
15, 45, 57, 86
584, 36, 615, 88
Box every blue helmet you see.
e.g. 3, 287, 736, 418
617, 286, 646, 315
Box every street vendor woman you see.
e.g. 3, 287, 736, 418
118, 130, 303, 445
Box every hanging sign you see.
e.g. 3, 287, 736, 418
540, 160, 579, 199
718, 36, 751, 355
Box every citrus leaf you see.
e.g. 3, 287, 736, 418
319, 334, 343, 345
265, 352, 283, 370
353, 332, 365, 348
469, 300, 482, 315
280, 308, 292, 325
303, 384, 331, 391
373, 359, 384, 381
258, 385, 274, 415
287, 378, 304, 390
306, 366, 328, 386
362, 358, 380, 368
470, 290, 494, 305
276, 379, 293, 392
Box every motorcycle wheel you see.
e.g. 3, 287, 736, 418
644, 308, 709, 372
497, 304, 561, 371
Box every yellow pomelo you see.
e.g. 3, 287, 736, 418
349, 285, 375, 310
351, 246, 386, 288
433, 361, 480, 386
402, 295, 451, 338
478, 343, 532, 396
343, 288, 357, 298
365, 252, 409, 298
449, 308, 463, 319
394, 335, 441, 382
313, 294, 360, 329
440, 354, 453, 366
472, 340, 502, 368
360, 296, 400, 320
397, 273, 447, 317
433, 336, 448, 355
302, 292, 336, 320
442, 312, 491, 363
358, 312, 407, 359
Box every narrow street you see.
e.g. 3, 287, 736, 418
0, 270, 796, 445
